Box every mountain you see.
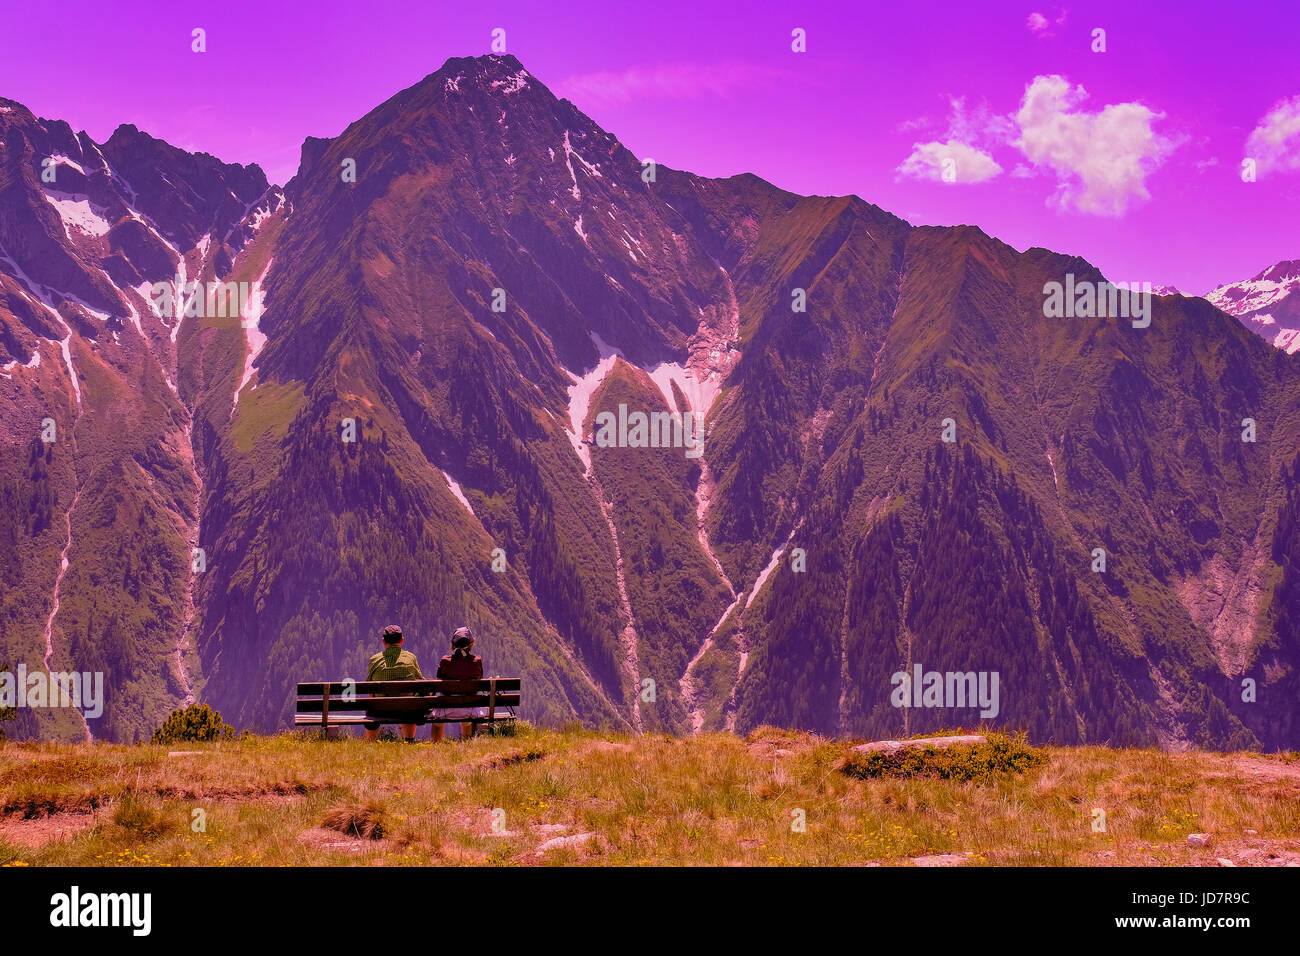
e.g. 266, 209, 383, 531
0, 94, 281, 741
1207, 261, 1300, 355
2, 56, 1298, 748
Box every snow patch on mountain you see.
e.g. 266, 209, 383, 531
1206, 263, 1300, 316
1, 345, 41, 378
647, 260, 742, 426
565, 332, 622, 475
44, 190, 112, 238
647, 361, 721, 424
0, 245, 82, 405
561, 130, 602, 202
7, 348, 40, 370
168, 258, 193, 344
47, 154, 86, 176
747, 546, 786, 609
232, 258, 273, 411
121, 296, 144, 337
490, 70, 529, 94
440, 470, 476, 517
130, 280, 156, 335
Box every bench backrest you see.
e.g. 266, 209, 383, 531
295, 679, 521, 719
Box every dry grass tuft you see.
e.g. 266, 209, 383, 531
321, 800, 388, 840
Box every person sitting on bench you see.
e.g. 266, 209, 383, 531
364, 624, 424, 743
431, 627, 485, 741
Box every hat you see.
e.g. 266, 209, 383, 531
451, 626, 474, 649
382, 624, 404, 643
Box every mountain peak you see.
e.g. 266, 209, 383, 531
0, 97, 35, 125
427, 53, 530, 95
1253, 258, 1300, 284
437, 52, 526, 73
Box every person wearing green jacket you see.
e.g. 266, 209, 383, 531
363, 625, 424, 742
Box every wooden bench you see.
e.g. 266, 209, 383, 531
295, 679, 520, 736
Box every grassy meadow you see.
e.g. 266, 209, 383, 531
1, 725, 1297, 867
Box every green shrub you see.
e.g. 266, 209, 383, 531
150, 704, 235, 745
839, 731, 1046, 782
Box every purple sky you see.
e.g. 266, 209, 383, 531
3, 0, 1297, 293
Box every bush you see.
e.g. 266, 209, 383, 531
839, 731, 1046, 782
150, 704, 235, 745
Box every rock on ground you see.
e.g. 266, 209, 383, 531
851, 735, 988, 754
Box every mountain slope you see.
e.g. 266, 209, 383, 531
0, 95, 278, 741
1, 57, 1297, 748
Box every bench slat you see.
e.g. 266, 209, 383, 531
295, 694, 520, 713
294, 710, 517, 726
296, 679, 519, 696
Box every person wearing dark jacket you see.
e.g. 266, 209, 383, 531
431, 627, 485, 741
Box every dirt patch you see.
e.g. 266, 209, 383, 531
297, 828, 388, 855
475, 748, 545, 772
1226, 755, 1300, 783
151, 781, 329, 801
1200, 755, 1300, 799
910, 853, 969, 867
1, 791, 109, 818
0, 811, 98, 847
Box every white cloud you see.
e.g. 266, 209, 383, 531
895, 97, 1012, 184
1245, 95, 1300, 175
1026, 8, 1068, 36
946, 95, 1017, 146
896, 140, 1003, 184
1013, 74, 1173, 215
